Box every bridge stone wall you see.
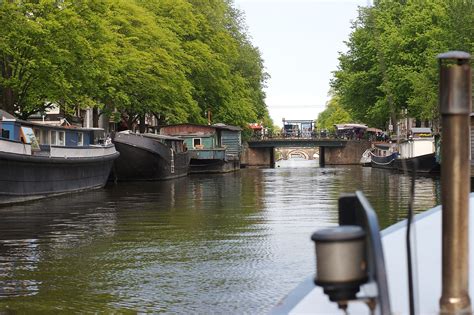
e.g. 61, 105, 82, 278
324, 140, 371, 165
241, 143, 273, 167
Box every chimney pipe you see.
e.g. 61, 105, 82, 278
438, 51, 472, 314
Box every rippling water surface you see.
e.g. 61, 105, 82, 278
0, 163, 440, 313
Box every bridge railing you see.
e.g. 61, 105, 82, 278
249, 131, 339, 141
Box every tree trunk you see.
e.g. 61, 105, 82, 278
93, 107, 99, 128
1, 57, 16, 115
1, 86, 16, 114
139, 114, 146, 133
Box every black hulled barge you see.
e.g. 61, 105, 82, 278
0, 111, 119, 205
111, 131, 190, 181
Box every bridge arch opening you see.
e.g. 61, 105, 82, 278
288, 150, 309, 160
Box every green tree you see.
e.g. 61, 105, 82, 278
104, 0, 199, 129
331, 6, 385, 128
0, 0, 271, 130
0, 0, 114, 118
316, 96, 352, 132
331, 0, 473, 129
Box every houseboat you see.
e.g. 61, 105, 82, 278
370, 142, 398, 169
394, 127, 440, 174
0, 110, 119, 205
111, 131, 190, 181
159, 123, 241, 173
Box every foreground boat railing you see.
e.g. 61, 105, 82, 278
311, 191, 390, 313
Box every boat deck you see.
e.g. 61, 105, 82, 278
273, 193, 474, 314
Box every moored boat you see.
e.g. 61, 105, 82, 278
370, 142, 398, 169
0, 110, 119, 205
159, 123, 242, 174
394, 128, 440, 173
111, 131, 190, 181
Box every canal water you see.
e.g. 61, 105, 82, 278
0, 162, 440, 313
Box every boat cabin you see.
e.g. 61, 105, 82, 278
159, 123, 242, 160
1, 111, 105, 153
398, 127, 435, 159
373, 142, 397, 157
141, 133, 187, 154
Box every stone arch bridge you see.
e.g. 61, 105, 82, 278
241, 138, 371, 168
275, 147, 319, 160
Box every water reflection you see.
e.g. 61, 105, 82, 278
0, 165, 439, 313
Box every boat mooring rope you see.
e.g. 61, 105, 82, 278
401, 158, 419, 315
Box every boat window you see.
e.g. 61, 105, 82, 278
1, 129, 9, 139
193, 138, 201, 148
58, 131, 65, 146
42, 129, 49, 144
34, 129, 40, 143
50, 130, 57, 145
78, 133, 83, 146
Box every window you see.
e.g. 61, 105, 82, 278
58, 131, 65, 146
193, 138, 201, 148
42, 129, 49, 144
77, 133, 83, 146
50, 131, 57, 145
34, 129, 40, 143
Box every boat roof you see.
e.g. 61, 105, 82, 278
0, 110, 15, 120
118, 130, 184, 141
373, 142, 395, 149
22, 120, 104, 132
212, 123, 242, 131
160, 123, 241, 132
1, 110, 104, 132
142, 133, 184, 141
367, 127, 383, 133
411, 127, 432, 134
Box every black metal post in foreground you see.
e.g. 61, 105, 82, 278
438, 51, 472, 314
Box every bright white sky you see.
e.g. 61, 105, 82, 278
233, 0, 368, 127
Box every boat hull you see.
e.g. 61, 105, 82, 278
394, 152, 440, 174
189, 158, 240, 174
370, 152, 398, 169
0, 149, 118, 205
112, 133, 190, 181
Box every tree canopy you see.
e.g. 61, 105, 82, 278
330, 0, 473, 130
0, 0, 271, 128
316, 96, 352, 132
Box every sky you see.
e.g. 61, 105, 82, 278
233, 0, 368, 127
